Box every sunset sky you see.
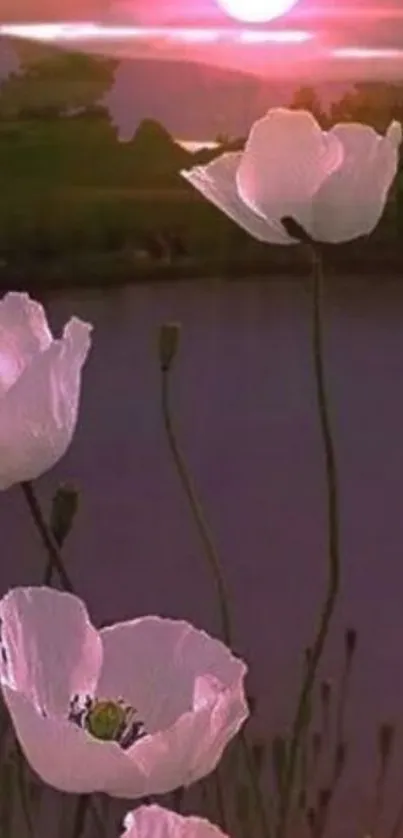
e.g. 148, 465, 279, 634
1, 0, 403, 80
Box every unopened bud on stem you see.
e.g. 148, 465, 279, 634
378, 722, 395, 767
334, 741, 347, 782
50, 483, 79, 548
159, 322, 181, 372
345, 628, 357, 661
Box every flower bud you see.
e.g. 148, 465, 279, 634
334, 741, 347, 779
378, 722, 395, 766
50, 483, 79, 548
159, 322, 181, 372
345, 628, 357, 660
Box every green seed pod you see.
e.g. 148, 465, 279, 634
86, 700, 126, 741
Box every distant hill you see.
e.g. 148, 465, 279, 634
104, 57, 353, 140
4, 37, 401, 141
1, 36, 352, 140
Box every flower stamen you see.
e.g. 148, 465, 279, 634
68, 694, 146, 749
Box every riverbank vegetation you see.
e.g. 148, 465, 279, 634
1, 43, 403, 288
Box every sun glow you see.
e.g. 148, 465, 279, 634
215, 0, 299, 24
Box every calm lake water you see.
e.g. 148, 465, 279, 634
2, 275, 403, 837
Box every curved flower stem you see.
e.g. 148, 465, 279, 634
277, 248, 341, 838
160, 359, 271, 838
20, 482, 106, 837
161, 370, 232, 646
20, 480, 74, 592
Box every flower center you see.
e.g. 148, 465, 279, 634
68, 694, 146, 749
87, 700, 126, 741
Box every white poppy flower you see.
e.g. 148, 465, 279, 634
120, 805, 229, 838
0, 587, 248, 797
181, 108, 402, 244
0, 292, 92, 489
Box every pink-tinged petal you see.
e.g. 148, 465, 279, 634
3, 677, 245, 799
0, 293, 53, 396
96, 618, 248, 796
114, 703, 215, 796
236, 108, 344, 231
98, 617, 247, 733
0, 316, 92, 488
312, 121, 402, 242
122, 684, 246, 795
386, 120, 402, 148
0, 587, 102, 716
1, 685, 147, 795
61, 317, 92, 368
181, 153, 295, 245
121, 805, 230, 838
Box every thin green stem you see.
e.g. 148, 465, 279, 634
20, 480, 74, 592
20, 481, 105, 837
161, 369, 232, 645
160, 362, 271, 838
277, 249, 341, 838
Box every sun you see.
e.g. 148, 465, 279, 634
216, 0, 299, 24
